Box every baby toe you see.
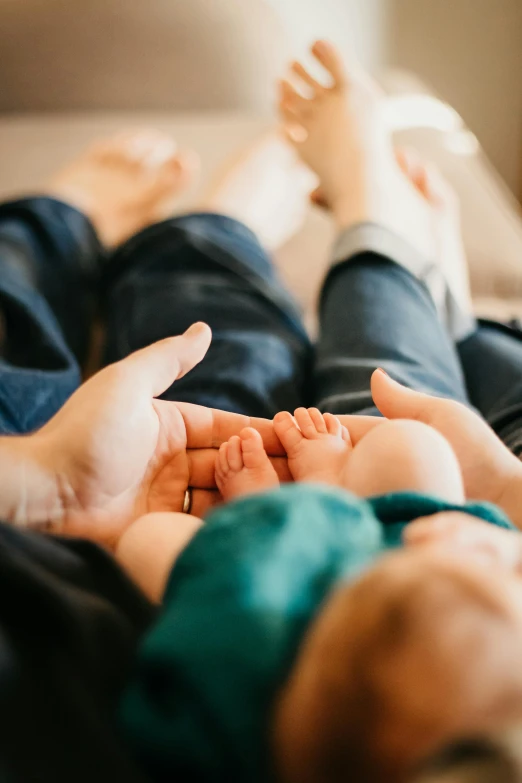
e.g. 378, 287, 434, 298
274, 411, 304, 453
227, 435, 244, 473
294, 407, 318, 439
308, 408, 327, 434
240, 428, 269, 470
324, 412, 342, 437
218, 442, 230, 475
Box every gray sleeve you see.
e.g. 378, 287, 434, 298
331, 221, 435, 281
331, 221, 476, 342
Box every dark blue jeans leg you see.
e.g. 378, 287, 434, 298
458, 321, 522, 455
102, 214, 312, 417
0, 198, 101, 434
314, 253, 469, 415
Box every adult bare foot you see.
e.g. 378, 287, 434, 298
48, 130, 200, 247
215, 428, 280, 502
199, 133, 315, 251
395, 147, 473, 318
273, 408, 352, 486
278, 41, 434, 264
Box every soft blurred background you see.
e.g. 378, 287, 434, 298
1, 0, 522, 326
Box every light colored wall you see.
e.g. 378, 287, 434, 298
388, 0, 522, 195
265, 0, 390, 69
1, 0, 520, 195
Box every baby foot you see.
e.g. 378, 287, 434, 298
273, 408, 352, 486
215, 427, 280, 503
48, 130, 200, 247
278, 40, 434, 262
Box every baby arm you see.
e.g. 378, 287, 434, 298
115, 512, 203, 603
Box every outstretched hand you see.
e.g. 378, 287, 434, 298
37, 324, 288, 547
371, 368, 522, 508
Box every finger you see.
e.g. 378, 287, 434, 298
371, 368, 432, 422
178, 404, 287, 456
187, 448, 222, 488
249, 417, 287, 455
308, 408, 327, 433
125, 322, 212, 397
291, 60, 323, 92
178, 403, 250, 450
191, 488, 221, 518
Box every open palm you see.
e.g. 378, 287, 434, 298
38, 324, 290, 547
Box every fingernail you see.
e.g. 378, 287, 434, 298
376, 367, 389, 377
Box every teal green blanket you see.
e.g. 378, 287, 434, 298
120, 485, 513, 782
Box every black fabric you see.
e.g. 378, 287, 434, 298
0, 522, 154, 783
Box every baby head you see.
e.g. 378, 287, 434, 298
273, 548, 522, 783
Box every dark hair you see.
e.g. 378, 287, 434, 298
414, 730, 522, 783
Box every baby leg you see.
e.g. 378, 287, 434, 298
116, 511, 203, 603
343, 419, 465, 503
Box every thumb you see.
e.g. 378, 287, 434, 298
371, 368, 430, 422
125, 322, 212, 397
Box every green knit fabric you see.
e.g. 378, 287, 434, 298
120, 484, 513, 782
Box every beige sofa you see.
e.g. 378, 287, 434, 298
1, 0, 521, 329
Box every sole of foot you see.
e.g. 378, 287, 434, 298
215, 427, 280, 503
199, 132, 316, 251
273, 407, 352, 486
48, 129, 200, 247
278, 40, 436, 264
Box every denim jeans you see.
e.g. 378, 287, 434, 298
0, 198, 311, 433
314, 255, 522, 454
1, 196, 522, 457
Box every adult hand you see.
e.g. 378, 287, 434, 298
33, 323, 288, 547
371, 368, 522, 513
